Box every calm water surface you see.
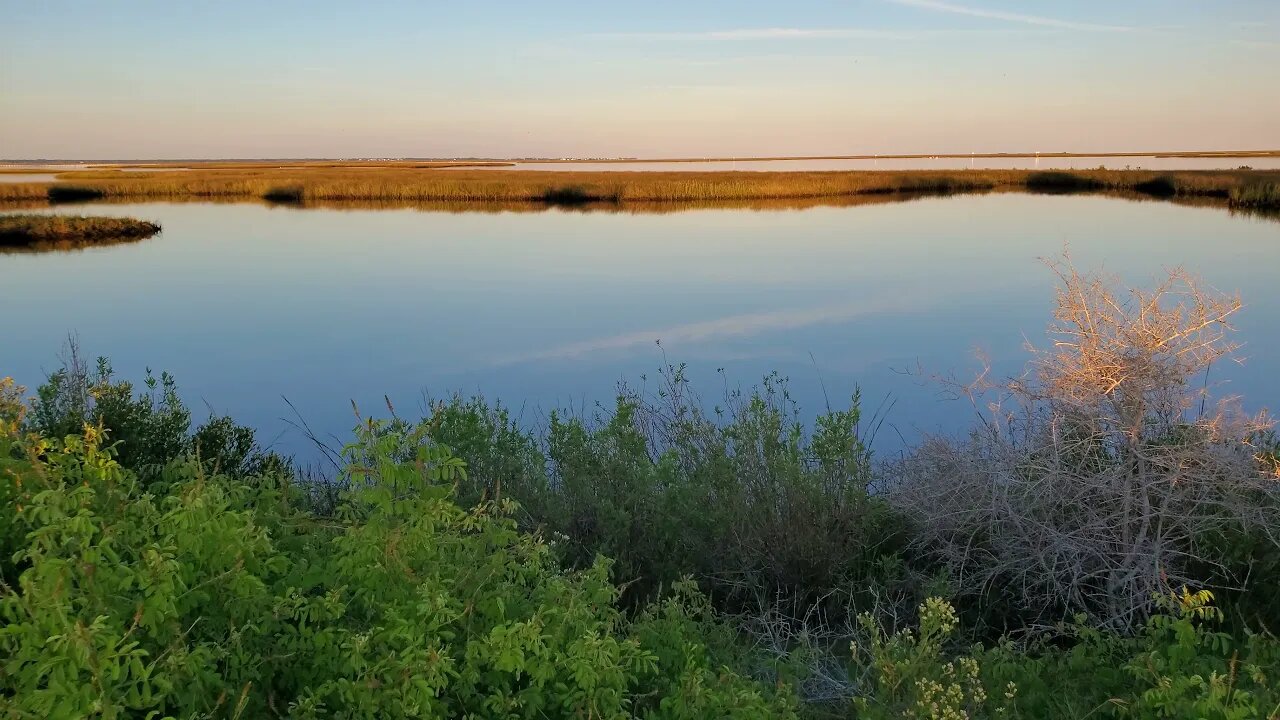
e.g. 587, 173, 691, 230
2, 195, 1277, 459
0, 174, 57, 184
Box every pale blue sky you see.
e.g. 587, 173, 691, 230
2, 0, 1277, 159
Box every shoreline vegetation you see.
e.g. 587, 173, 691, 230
0, 213, 160, 249
3, 260, 1280, 717
0, 166, 1277, 210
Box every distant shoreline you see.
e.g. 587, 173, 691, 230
2, 149, 1279, 167
512, 150, 1280, 164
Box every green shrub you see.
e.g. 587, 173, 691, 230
0, 403, 797, 718
978, 589, 1280, 719
0, 378, 32, 580
29, 356, 191, 471
810, 590, 1280, 719
854, 597, 1008, 720
427, 394, 553, 515
27, 350, 286, 482
427, 367, 907, 609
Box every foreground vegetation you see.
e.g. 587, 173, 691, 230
3, 261, 1280, 718
1, 166, 1277, 210
0, 214, 160, 248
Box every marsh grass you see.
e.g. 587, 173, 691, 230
1, 166, 1274, 209
1025, 171, 1105, 192
0, 183, 51, 201
34, 168, 1023, 203
1229, 182, 1280, 209
0, 214, 160, 247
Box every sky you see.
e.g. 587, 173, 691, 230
2, 0, 1278, 159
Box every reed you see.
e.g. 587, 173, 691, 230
36, 168, 1022, 203
1229, 182, 1280, 209
0, 166, 1273, 208
0, 183, 50, 201
1025, 171, 1105, 191
0, 214, 160, 246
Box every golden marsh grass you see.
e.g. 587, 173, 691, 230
1, 166, 1276, 209
0, 214, 161, 247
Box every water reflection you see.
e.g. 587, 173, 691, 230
1, 194, 1277, 461
490, 295, 924, 367
9, 187, 1278, 222
0, 234, 157, 255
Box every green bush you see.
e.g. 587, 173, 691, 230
853, 597, 1006, 719
26, 350, 287, 482
0, 396, 797, 718
811, 591, 1280, 719
429, 367, 907, 609
29, 356, 190, 471
977, 589, 1280, 719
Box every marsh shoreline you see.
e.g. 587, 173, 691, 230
0, 214, 160, 250
0, 167, 1276, 212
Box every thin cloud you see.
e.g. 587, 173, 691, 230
889, 0, 1131, 32
593, 27, 910, 41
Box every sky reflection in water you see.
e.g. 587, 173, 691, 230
1, 193, 1277, 461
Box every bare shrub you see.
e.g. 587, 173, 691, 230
889, 257, 1280, 632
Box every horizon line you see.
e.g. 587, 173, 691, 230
3, 149, 1279, 164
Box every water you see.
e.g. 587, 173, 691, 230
0, 164, 92, 172
456, 156, 1280, 172
2, 194, 1277, 461
0, 166, 190, 182
0, 174, 57, 184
